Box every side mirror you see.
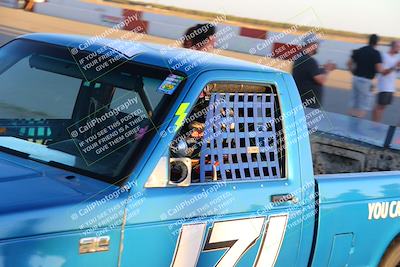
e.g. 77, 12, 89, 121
169, 158, 191, 186
145, 156, 192, 188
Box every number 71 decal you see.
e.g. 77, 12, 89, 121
171, 214, 288, 267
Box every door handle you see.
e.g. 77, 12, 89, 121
271, 194, 299, 204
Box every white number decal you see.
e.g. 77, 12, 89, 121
171, 214, 288, 267
171, 223, 206, 267
204, 217, 265, 267
253, 215, 288, 267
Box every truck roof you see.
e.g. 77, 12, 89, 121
18, 33, 282, 76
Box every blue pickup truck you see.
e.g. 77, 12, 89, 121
0, 33, 400, 267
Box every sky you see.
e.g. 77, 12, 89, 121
138, 0, 400, 37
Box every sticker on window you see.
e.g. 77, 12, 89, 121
157, 74, 184, 95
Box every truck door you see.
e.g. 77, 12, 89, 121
119, 70, 313, 267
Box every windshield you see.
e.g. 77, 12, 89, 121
0, 38, 185, 183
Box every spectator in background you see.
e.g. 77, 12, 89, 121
292, 33, 336, 108
347, 34, 384, 118
24, 0, 35, 11
182, 23, 216, 51
372, 40, 400, 122
182, 26, 196, 48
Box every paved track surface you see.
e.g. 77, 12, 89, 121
0, 7, 399, 125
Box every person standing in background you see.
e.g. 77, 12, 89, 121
292, 33, 336, 108
182, 23, 216, 52
372, 40, 400, 122
24, 0, 35, 11
347, 34, 384, 118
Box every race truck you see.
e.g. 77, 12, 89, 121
0, 33, 400, 267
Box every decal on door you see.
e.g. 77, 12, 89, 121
368, 201, 400, 220
171, 214, 288, 267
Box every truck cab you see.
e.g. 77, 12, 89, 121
0, 33, 399, 267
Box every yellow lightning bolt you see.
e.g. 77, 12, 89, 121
174, 102, 190, 131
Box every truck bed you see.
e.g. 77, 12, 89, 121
306, 110, 400, 266
309, 109, 400, 175
312, 171, 400, 267
311, 132, 400, 174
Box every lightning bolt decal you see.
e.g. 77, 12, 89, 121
174, 102, 190, 131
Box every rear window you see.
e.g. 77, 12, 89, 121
0, 56, 81, 119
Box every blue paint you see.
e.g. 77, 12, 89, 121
0, 33, 398, 267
